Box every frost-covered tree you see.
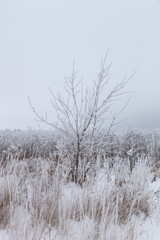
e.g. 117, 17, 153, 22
29, 54, 134, 184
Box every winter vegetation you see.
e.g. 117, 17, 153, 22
0, 128, 160, 240
0, 60, 160, 239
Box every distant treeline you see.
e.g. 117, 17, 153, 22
0, 129, 160, 166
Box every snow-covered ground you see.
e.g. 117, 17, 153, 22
0, 160, 160, 240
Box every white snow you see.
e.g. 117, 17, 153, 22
0, 169, 160, 240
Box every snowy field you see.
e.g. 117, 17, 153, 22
0, 129, 160, 240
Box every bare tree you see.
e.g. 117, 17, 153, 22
29, 54, 135, 184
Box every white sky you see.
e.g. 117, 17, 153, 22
0, 0, 160, 130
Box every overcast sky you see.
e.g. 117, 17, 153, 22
0, 0, 160, 130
